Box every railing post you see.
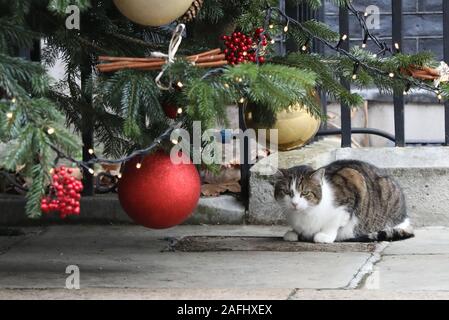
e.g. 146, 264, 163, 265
339, 5, 351, 147
392, 0, 405, 147
443, 0, 449, 145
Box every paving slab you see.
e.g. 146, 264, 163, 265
0, 288, 295, 300
290, 289, 449, 300
0, 225, 369, 290
365, 254, 449, 291
383, 227, 449, 255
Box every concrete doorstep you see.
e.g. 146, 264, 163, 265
0, 225, 449, 300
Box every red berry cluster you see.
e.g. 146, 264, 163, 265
40, 166, 83, 218
221, 28, 268, 65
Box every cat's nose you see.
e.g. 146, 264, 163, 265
292, 202, 299, 209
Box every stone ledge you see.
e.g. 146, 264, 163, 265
0, 194, 245, 226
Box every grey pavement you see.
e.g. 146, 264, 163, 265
0, 225, 448, 300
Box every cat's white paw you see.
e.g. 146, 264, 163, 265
313, 232, 336, 244
283, 231, 299, 242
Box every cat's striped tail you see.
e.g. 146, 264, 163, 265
347, 219, 414, 242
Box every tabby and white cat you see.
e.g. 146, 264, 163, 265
274, 160, 414, 243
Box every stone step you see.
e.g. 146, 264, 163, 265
0, 194, 244, 226
249, 138, 449, 227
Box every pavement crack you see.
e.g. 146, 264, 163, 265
286, 288, 299, 300
343, 242, 389, 290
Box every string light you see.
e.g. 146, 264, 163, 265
177, 108, 183, 114
11, 98, 16, 104
88, 168, 94, 175
394, 42, 400, 54
177, 81, 184, 88
336, 34, 347, 48
47, 127, 55, 135
6, 112, 13, 119
239, 97, 245, 104
301, 44, 308, 51
352, 62, 360, 80
389, 72, 395, 78
136, 162, 142, 169
403, 83, 411, 95
361, 33, 369, 48
117, 173, 122, 179
88, 148, 94, 155
224, 83, 229, 89
269, 24, 274, 29
283, 21, 289, 33
270, 39, 275, 44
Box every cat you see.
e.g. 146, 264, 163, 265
274, 160, 414, 243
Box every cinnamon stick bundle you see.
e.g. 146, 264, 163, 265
96, 48, 227, 73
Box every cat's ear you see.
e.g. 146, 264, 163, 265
311, 168, 325, 184
272, 168, 288, 179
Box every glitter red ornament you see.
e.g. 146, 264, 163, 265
118, 151, 201, 229
221, 27, 269, 65
40, 166, 83, 218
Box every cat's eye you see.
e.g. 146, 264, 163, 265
301, 191, 311, 196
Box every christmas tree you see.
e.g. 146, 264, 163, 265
0, 0, 443, 218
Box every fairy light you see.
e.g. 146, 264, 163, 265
88, 148, 94, 155
239, 97, 245, 104
389, 72, 395, 78
269, 24, 274, 29
270, 39, 275, 44
336, 34, 347, 48
88, 168, 94, 175
224, 83, 230, 89
177, 81, 184, 88
301, 44, 308, 52
361, 33, 369, 48
177, 107, 183, 115
243, 51, 248, 56
352, 62, 360, 80
283, 21, 289, 33
136, 162, 142, 169
11, 98, 16, 104
6, 112, 13, 119
47, 127, 55, 135
117, 173, 122, 179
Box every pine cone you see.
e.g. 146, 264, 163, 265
179, 0, 204, 23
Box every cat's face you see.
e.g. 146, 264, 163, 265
274, 166, 324, 212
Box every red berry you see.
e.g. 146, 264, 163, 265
41, 204, 49, 213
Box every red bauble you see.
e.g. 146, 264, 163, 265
118, 151, 201, 229
162, 103, 179, 119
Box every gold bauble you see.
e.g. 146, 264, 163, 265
113, 0, 194, 26
245, 102, 321, 151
